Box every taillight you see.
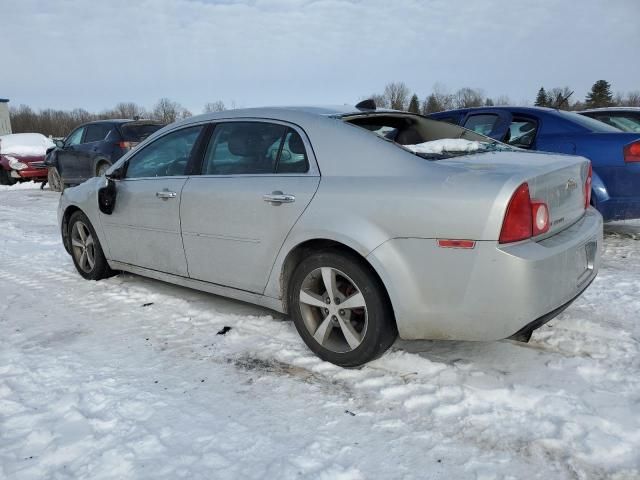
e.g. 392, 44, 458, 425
499, 183, 533, 244
499, 183, 551, 244
117, 141, 138, 150
624, 141, 640, 163
584, 162, 592, 209
531, 201, 549, 236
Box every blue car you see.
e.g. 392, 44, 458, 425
429, 106, 640, 221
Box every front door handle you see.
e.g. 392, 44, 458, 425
156, 190, 177, 200
263, 191, 295, 205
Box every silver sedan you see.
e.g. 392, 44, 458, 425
58, 104, 602, 366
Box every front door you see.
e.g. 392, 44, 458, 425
180, 121, 320, 293
57, 126, 85, 182
100, 125, 204, 276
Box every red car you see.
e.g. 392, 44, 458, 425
0, 133, 54, 185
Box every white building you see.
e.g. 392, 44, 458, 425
0, 99, 11, 135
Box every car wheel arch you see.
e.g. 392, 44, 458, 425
61, 205, 84, 254
278, 238, 397, 327
94, 158, 111, 175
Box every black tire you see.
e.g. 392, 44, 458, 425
68, 211, 113, 280
288, 249, 397, 367
0, 169, 17, 186
47, 167, 64, 192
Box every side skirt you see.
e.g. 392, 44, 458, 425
108, 260, 285, 314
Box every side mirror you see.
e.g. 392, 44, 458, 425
106, 164, 125, 181
54, 139, 65, 148
98, 178, 117, 215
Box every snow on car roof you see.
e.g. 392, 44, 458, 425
0, 133, 55, 156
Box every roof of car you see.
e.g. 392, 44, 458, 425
431, 106, 563, 115
580, 107, 640, 113
178, 105, 403, 125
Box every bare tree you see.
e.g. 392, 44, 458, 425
152, 98, 183, 123
494, 95, 512, 106
454, 88, 485, 108
369, 94, 389, 109
112, 102, 147, 119
383, 82, 410, 110
624, 91, 640, 107
547, 87, 574, 109
203, 101, 226, 113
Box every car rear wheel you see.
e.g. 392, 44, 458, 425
47, 167, 63, 192
68, 211, 113, 280
288, 250, 397, 367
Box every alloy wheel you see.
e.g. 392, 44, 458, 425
71, 221, 96, 273
298, 267, 368, 353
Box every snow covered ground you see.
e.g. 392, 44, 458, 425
1, 183, 639, 479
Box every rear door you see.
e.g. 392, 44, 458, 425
76, 123, 113, 178
100, 125, 205, 276
180, 120, 320, 293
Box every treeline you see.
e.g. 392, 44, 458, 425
9, 79, 640, 137
370, 79, 640, 114
9, 98, 228, 137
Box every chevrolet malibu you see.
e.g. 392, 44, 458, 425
58, 103, 603, 366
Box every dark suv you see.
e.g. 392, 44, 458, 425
47, 119, 164, 190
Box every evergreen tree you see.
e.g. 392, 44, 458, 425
408, 94, 420, 113
585, 80, 614, 108
422, 94, 442, 114
534, 87, 548, 107
484, 98, 494, 106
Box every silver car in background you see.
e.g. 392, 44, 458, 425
58, 104, 602, 366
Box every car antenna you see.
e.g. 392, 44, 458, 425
554, 91, 574, 109
355, 99, 376, 110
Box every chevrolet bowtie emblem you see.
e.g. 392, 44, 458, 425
566, 179, 578, 191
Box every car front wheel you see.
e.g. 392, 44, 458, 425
47, 167, 64, 192
288, 250, 397, 367
68, 211, 113, 280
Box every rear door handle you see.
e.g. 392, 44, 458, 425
263, 191, 295, 205
156, 190, 177, 199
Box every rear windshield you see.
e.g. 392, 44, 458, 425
555, 111, 621, 133
119, 122, 164, 141
343, 113, 511, 160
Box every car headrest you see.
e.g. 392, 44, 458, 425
228, 130, 261, 157
289, 133, 306, 155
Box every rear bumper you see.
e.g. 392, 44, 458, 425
597, 197, 640, 221
367, 208, 603, 341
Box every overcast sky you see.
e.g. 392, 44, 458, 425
3, 0, 639, 113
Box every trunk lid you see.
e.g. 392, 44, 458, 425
439, 151, 590, 238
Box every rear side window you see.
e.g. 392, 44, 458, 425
276, 130, 309, 173
592, 114, 640, 133
464, 114, 499, 135
202, 122, 306, 175
120, 123, 164, 141
506, 117, 538, 148
126, 126, 203, 178
84, 124, 112, 143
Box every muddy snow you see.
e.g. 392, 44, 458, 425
1, 183, 639, 479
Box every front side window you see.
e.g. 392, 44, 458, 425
202, 122, 291, 175
126, 126, 202, 179
84, 124, 112, 143
65, 127, 85, 147
463, 114, 499, 136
